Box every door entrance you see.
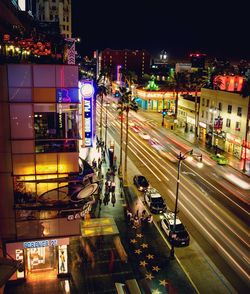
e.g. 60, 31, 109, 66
26, 247, 57, 281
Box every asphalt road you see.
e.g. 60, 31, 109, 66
97, 100, 250, 293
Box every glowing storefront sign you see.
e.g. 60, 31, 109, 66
79, 80, 95, 147
23, 239, 58, 248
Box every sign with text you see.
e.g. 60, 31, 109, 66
79, 80, 95, 147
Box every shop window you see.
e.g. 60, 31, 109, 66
226, 118, 231, 128
228, 105, 232, 113
35, 139, 77, 153
58, 153, 79, 173
12, 154, 35, 175
206, 99, 209, 107
237, 107, 242, 117
59, 245, 68, 274
13, 175, 36, 205
36, 153, 57, 174
235, 122, 241, 131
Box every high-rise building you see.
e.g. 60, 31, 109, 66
35, 0, 72, 38
101, 48, 151, 81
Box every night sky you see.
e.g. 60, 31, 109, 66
72, 0, 249, 60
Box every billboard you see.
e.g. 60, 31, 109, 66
56, 88, 79, 103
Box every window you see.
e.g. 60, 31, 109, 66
237, 107, 242, 117
63, 25, 65, 30
206, 99, 209, 107
228, 105, 232, 113
205, 111, 208, 120
235, 122, 241, 131
226, 118, 231, 128
201, 110, 204, 118
218, 102, 222, 111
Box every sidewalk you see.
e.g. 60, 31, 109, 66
83, 143, 195, 293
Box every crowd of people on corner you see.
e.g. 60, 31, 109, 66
126, 208, 153, 229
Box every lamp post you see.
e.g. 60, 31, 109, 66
104, 102, 109, 149
169, 149, 202, 259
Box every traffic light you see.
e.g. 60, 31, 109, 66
162, 109, 167, 117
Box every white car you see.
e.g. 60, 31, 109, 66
138, 132, 151, 140
161, 212, 190, 246
144, 188, 167, 214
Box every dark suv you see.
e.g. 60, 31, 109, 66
133, 175, 149, 191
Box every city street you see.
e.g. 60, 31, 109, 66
97, 99, 250, 292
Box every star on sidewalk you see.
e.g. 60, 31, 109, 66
152, 265, 160, 272
136, 233, 143, 238
135, 249, 142, 255
159, 279, 169, 287
141, 243, 148, 249
145, 272, 154, 280
146, 254, 154, 260
130, 239, 137, 244
139, 260, 148, 267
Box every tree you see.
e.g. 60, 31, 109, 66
166, 72, 188, 119
241, 79, 250, 173
117, 87, 138, 184
187, 71, 208, 139
97, 75, 108, 144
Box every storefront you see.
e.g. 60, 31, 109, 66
225, 133, 242, 159
6, 237, 70, 282
198, 121, 207, 141
135, 88, 176, 112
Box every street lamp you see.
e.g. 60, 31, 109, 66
104, 102, 110, 149
169, 149, 202, 260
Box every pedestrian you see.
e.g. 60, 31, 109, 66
126, 209, 133, 223
133, 215, 140, 228
104, 191, 110, 205
98, 158, 102, 170
92, 159, 97, 170
147, 214, 153, 223
106, 169, 111, 181
111, 193, 116, 207
99, 196, 102, 210
111, 181, 116, 195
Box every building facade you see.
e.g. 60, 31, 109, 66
35, 0, 72, 38
199, 88, 250, 159
101, 48, 151, 80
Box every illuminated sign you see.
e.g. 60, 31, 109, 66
56, 88, 79, 103
23, 239, 58, 248
79, 80, 95, 147
80, 83, 95, 98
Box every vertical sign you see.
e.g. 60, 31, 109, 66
79, 80, 95, 147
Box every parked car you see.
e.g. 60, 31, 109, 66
211, 153, 228, 165
160, 212, 190, 246
138, 131, 151, 140
144, 188, 167, 214
133, 175, 149, 191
